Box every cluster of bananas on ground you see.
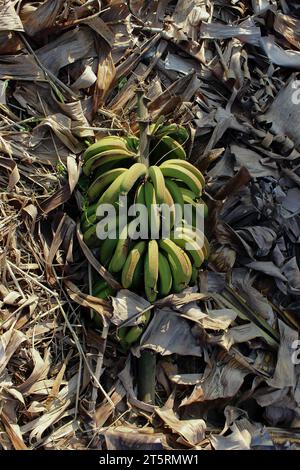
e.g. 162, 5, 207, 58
80, 123, 209, 345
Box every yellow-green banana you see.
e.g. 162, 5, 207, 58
83, 136, 130, 162
87, 168, 127, 202
108, 224, 130, 273
144, 181, 160, 239
171, 233, 205, 268
160, 159, 205, 189
97, 172, 125, 205
160, 164, 202, 197
148, 165, 166, 204
120, 162, 148, 195
83, 148, 135, 176
121, 241, 146, 289
144, 240, 159, 302
159, 238, 192, 292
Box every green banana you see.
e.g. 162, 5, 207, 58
160, 164, 202, 197
148, 165, 166, 204
159, 238, 192, 292
83, 136, 130, 162
125, 135, 139, 153
87, 168, 127, 202
144, 240, 159, 302
191, 265, 198, 285
155, 124, 189, 144
123, 310, 151, 346
158, 251, 172, 297
144, 181, 160, 239
153, 135, 186, 162
131, 255, 144, 290
99, 236, 118, 267
160, 159, 205, 189
171, 233, 205, 268
164, 179, 185, 225
161, 185, 175, 230
83, 149, 135, 176
120, 162, 148, 195
83, 225, 102, 248
135, 182, 145, 205
97, 172, 125, 205
121, 241, 146, 289
108, 224, 130, 273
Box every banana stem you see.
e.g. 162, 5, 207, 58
138, 349, 156, 404
137, 89, 150, 167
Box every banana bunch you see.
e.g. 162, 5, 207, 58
80, 122, 209, 317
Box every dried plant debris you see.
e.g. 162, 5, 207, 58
1, 0, 300, 451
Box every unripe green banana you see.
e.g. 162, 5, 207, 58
108, 224, 130, 273
121, 241, 146, 289
144, 240, 159, 302
160, 164, 202, 197
83, 148, 135, 176
119, 162, 148, 195
171, 233, 205, 268
155, 124, 189, 144
159, 238, 192, 292
154, 135, 186, 161
83, 136, 130, 162
83, 225, 102, 248
135, 182, 145, 205
158, 251, 172, 297
144, 181, 160, 239
191, 265, 198, 285
161, 186, 175, 230
99, 236, 118, 267
160, 159, 205, 188
125, 135, 140, 153
148, 165, 166, 205
123, 310, 151, 346
97, 172, 125, 205
164, 179, 185, 225
87, 168, 127, 202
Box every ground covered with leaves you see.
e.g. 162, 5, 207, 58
1, 0, 300, 451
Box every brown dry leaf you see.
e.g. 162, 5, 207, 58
0, 0, 24, 32
156, 404, 206, 447
137, 308, 203, 357
21, 0, 65, 36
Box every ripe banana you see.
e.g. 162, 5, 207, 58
108, 224, 130, 273
158, 251, 172, 297
87, 168, 127, 202
120, 162, 148, 195
160, 163, 202, 197
144, 240, 159, 302
83, 136, 130, 162
144, 181, 160, 239
121, 241, 146, 289
159, 238, 192, 292
148, 165, 166, 204
160, 159, 205, 189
